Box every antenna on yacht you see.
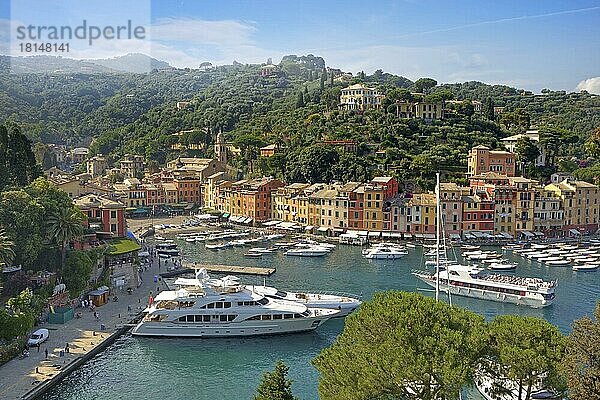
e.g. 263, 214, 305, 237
435, 172, 440, 302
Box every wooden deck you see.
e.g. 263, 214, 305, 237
162, 263, 276, 278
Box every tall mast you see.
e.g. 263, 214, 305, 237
435, 172, 440, 302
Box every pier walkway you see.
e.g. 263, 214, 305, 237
0, 251, 167, 400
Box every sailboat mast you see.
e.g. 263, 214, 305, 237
435, 172, 440, 302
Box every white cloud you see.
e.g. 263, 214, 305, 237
576, 77, 600, 94
151, 18, 256, 46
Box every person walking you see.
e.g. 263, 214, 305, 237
44, 348, 48, 359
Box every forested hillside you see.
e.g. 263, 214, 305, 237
1, 54, 599, 188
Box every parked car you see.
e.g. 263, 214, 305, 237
27, 328, 49, 346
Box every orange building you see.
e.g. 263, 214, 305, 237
174, 176, 203, 205
224, 177, 284, 223
467, 145, 516, 177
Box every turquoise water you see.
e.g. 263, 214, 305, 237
43, 240, 600, 400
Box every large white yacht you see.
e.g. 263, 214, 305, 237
284, 245, 330, 257
412, 264, 556, 308
173, 270, 362, 318
249, 286, 361, 317
132, 271, 339, 337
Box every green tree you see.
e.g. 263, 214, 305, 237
0, 123, 42, 191
296, 92, 305, 108
313, 292, 487, 400
413, 77, 438, 94
63, 250, 95, 296
0, 227, 15, 267
0, 190, 44, 268
515, 137, 540, 177
500, 109, 531, 133
584, 126, 600, 159
484, 98, 495, 121
561, 302, 600, 399
46, 206, 85, 273
482, 315, 567, 400
254, 360, 297, 400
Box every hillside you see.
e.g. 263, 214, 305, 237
1, 54, 599, 188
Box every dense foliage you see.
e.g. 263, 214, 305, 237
561, 302, 600, 399
253, 360, 297, 400
2, 56, 599, 188
313, 292, 487, 400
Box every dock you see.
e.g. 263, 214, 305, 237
162, 264, 276, 278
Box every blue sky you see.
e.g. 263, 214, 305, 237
2, 0, 600, 93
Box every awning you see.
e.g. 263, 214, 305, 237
381, 232, 391, 238
243, 217, 253, 224
221, 213, 230, 218
278, 221, 299, 229
569, 229, 582, 236
422, 233, 436, 239
262, 220, 281, 226
304, 225, 314, 231
333, 228, 344, 233
368, 231, 381, 238
358, 230, 369, 236
521, 231, 535, 238
390, 233, 403, 238
449, 233, 461, 239
500, 232, 514, 239
346, 230, 359, 235
317, 226, 330, 232
534, 231, 544, 237
463, 233, 475, 239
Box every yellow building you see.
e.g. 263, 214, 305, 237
413, 101, 444, 121
545, 179, 600, 235
508, 177, 537, 236
338, 84, 385, 111
363, 183, 385, 231
271, 183, 311, 223
534, 187, 564, 237
407, 193, 436, 238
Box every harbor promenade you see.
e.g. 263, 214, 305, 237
0, 252, 167, 400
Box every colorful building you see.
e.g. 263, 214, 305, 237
467, 145, 516, 176
74, 194, 127, 237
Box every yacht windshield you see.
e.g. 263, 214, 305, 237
275, 290, 287, 297
257, 298, 269, 305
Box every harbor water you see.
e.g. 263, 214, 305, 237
43, 239, 600, 400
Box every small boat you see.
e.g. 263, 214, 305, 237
546, 259, 570, 266
185, 238, 196, 243
244, 252, 263, 258
573, 263, 599, 271
205, 243, 231, 250
248, 247, 274, 254
285, 246, 330, 257
154, 235, 166, 240
406, 243, 417, 248
461, 245, 480, 251
488, 262, 517, 271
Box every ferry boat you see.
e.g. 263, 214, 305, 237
132, 273, 339, 337
412, 264, 556, 308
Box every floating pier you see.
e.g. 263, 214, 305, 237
163, 264, 276, 278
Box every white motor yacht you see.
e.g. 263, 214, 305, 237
285, 246, 330, 257
362, 245, 408, 259
132, 272, 339, 337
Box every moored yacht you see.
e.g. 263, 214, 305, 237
362, 245, 408, 259
412, 264, 556, 308
285, 246, 330, 257
132, 271, 339, 337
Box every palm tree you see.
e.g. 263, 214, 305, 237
0, 227, 15, 267
47, 207, 85, 273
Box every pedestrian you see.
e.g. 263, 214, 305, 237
65, 342, 70, 353
37, 343, 40, 352
44, 348, 48, 359
94, 311, 99, 320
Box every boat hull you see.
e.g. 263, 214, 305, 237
131, 316, 330, 338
